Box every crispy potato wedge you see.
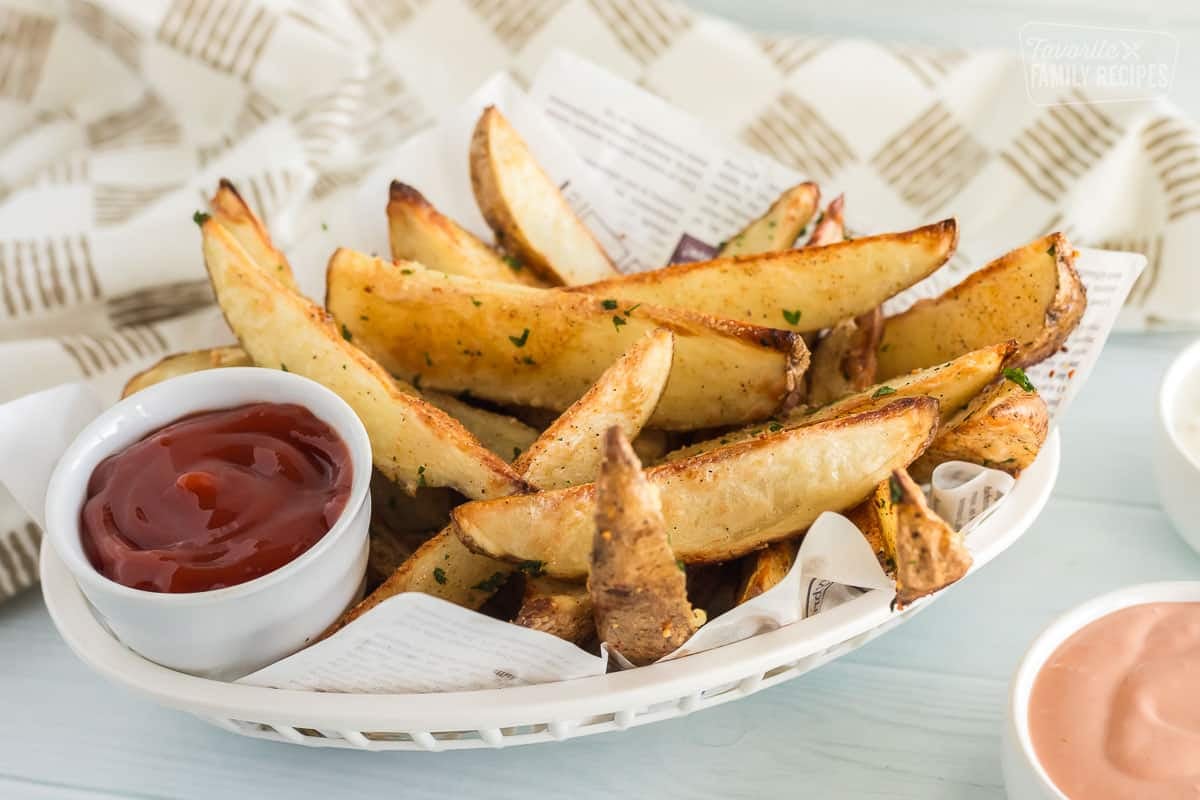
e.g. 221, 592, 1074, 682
326, 251, 806, 430
513, 328, 674, 489
891, 470, 972, 607
209, 179, 297, 291
877, 233, 1085, 377
469, 106, 616, 285
718, 182, 820, 257
666, 341, 1014, 463
844, 481, 898, 575
453, 397, 940, 579
513, 576, 595, 645
331, 326, 683, 629
122, 344, 537, 461
573, 219, 957, 333
201, 221, 526, 499
736, 539, 799, 604
908, 375, 1049, 482
387, 181, 546, 287
805, 194, 845, 247
590, 427, 705, 665
807, 307, 884, 406
122, 346, 252, 398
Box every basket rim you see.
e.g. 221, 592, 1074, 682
41, 431, 1060, 733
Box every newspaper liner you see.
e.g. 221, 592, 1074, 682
0, 54, 1142, 693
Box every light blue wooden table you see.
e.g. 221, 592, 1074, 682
3, 2, 1199, 797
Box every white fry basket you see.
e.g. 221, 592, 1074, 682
40, 432, 1059, 751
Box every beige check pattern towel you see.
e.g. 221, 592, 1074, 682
0, 0, 1197, 602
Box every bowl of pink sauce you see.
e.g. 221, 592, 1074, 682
1004, 582, 1200, 799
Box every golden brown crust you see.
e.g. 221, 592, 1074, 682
891, 470, 972, 607
844, 481, 898, 575
735, 538, 799, 604
121, 346, 252, 398
589, 427, 704, 665
513, 577, 595, 644
717, 182, 820, 257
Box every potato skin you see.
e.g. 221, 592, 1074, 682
590, 427, 704, 665
891, 470, 972, 607
908, 377, 1049, 482
807, 306, 884, 406
514, 577, 595, 645
877, 232, 1086, 377
735, 539, 799, 605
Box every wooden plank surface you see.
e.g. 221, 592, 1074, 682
1, 332, 1196, 799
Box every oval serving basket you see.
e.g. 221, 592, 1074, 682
40, 432, 1060, 751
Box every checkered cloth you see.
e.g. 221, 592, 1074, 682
0, 0, 1196, 601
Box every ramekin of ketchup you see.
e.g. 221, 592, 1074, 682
44, 368, 372, 679
1004, 582, 1200, 800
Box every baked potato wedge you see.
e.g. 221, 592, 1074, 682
326, 251, 806, 430
209, 179, 297, 291
717, 182, 820, 257
805, 194, 845, 247
665, 341, 1014, 463
513, 576, 595, 645
890, 470, 972, 607
735, 539, 799, 604
122, 345, 252, 398
453, 397, 940, 579
469, 106, 616, 285
844, 480, 898, 575
807, 307, 884, 406
387, 180, 546, 287
877, 232, 1085, 377
590, 427, 705, 665
201, 220, 526, 499
331, 326, 683, 628
573, 219, 957, 333
908, 372, 1049, 482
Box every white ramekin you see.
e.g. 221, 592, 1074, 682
1155, 338, 1200, 554
44, 367, 371, 680
1003, 581, 1200, 799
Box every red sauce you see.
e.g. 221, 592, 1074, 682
81, 403, 352, 593
1029, 602, 1200, 799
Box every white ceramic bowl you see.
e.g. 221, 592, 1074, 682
1003, 581, 1200, 799
44, 367, 372, 680
1155, 338, 1200, 554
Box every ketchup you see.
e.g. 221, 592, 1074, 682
81, 403, 352, 593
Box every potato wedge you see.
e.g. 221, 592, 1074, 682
717, 182, 820, 257
331, 326, 683, 629
736, 539, 799, 604
890, 470, 972, 607
209, 179, 297, 291
573, 219, 957, 333
122, 346, 252, 398
807, 306, 884, 406
469, 106, 616, 285
590, 427, 705, 665
453, 397, 940, 579
201, 220, 526, 499
665, 341, 1014, 463
513, 328, 674, 489
908, 374, 1049, 482
513, 576, 595, 645
877, 233, 1085, 377
844, 481, 898, 575
326, 251, 806, 430
387, 181, 546, 287
805, 194, 846, 247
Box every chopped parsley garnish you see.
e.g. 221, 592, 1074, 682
1003, 367, 1036, 393
873, 385, 897, 398
321, 221, 328, 231
512, 446, 522, 460
522, 356, 536, 365
782, 309, 802, 326
889, 475, 904, 504
277, 264, 285, 272
601, 298, 619, 310
417, 465, 427, 487
612, 315, 627, 330
518, 560, 545, 577
359, 314, 368, 321
280, 363, 288, 372
508, 328, 530, 348
768, 421, 783, 432
433, 567, 447, 585
424, 351, 433, 367
1047, 243, 1057, 258
623, 303, 641, 316
503, 255, 523, 272
412, 373, 422, 390
192, 210, 210, 226
340, 323, 352, 341
472, 571, 507, 593
470, 296, 483, 307
401, 268, 413, 275
675, 559, 686, 573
